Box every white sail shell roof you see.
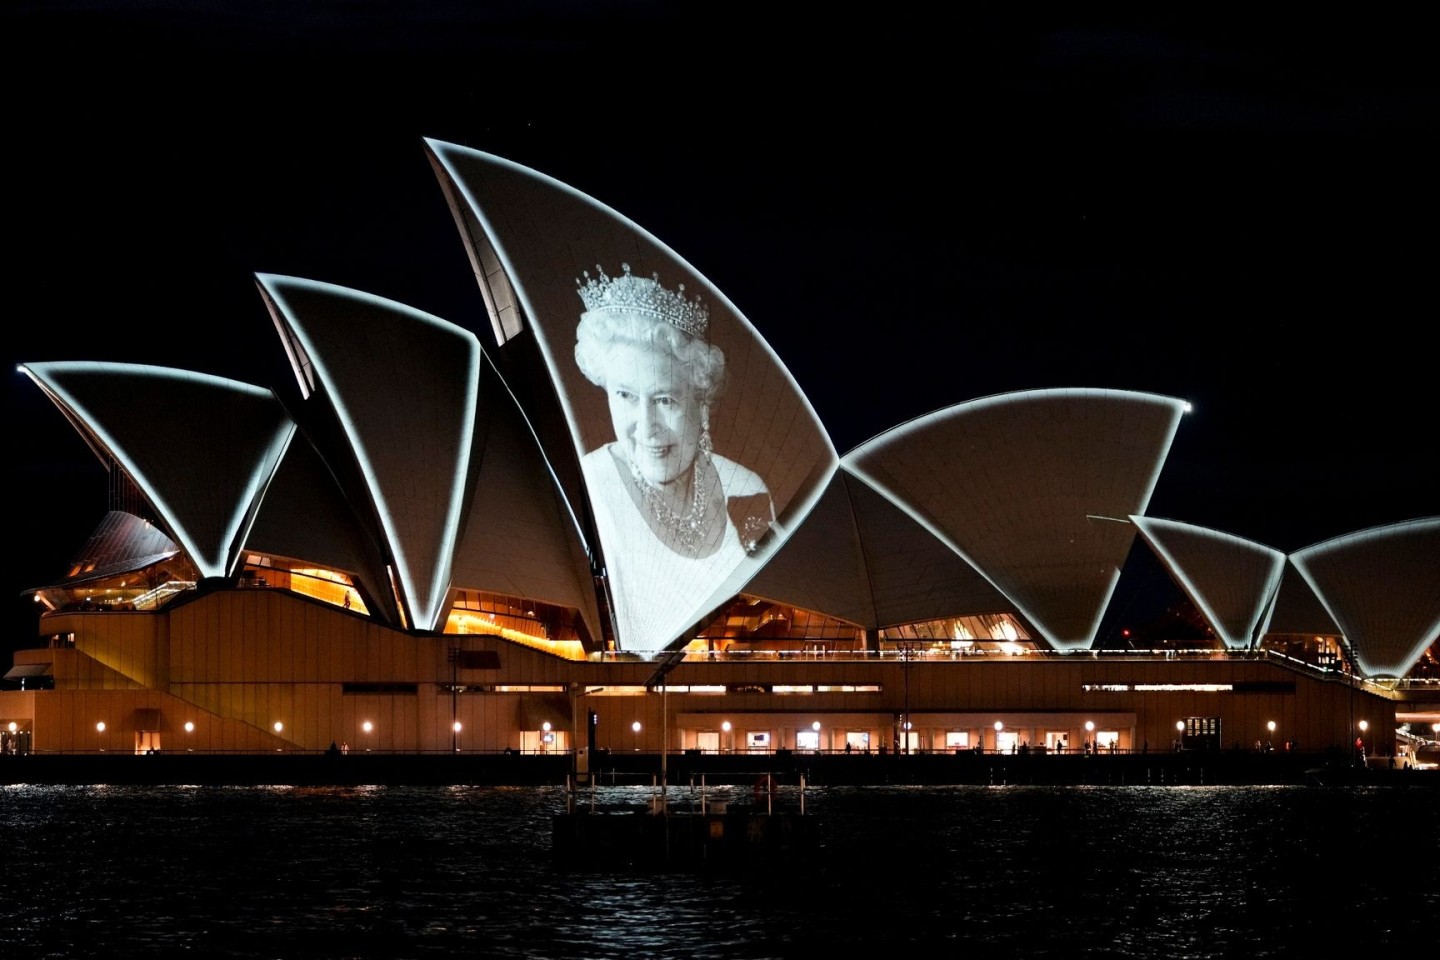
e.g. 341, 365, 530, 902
424, 140, 837, 652
1290, 518, 1440, 678
843, 389, 1189, 651
20, 361, 294, 580
1130, 516, 1287, 650
256, 275, 479, 632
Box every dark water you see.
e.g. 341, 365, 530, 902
2, 782, 1436, 959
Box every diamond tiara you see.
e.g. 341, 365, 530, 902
576, 263, 708, 339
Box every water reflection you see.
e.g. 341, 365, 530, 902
1, 784, 1435, 958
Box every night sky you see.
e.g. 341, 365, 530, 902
4, 5, 1435, 650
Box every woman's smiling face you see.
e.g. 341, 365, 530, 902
604, 339, 702, 487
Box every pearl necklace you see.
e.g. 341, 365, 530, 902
629, 455, 711, 554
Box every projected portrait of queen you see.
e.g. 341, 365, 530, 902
575, 263, 777, 650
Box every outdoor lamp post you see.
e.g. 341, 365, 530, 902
812, 720, 821, 753
96, 720, 106, 752
722, 720, 731, 754
447, 645, 459, 752
994, 720, 1003, 753
1358, 719, 1368, 760
542, 721, 552, 754
901, 641, 912, 755
632, 720, 641, 752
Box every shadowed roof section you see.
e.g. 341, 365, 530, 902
738, 468, 874, 627
1130, 516, 1287, 650
843, 388, 1189, 651
20, 362, 295, 580
256, 275, 480, 632
244, 433, 397, 624
747, 468, 1021, 630
845, 473, 1025, 630
449, 354, 602, 644
1266, 562, 1341, 637
1290, 517, 1440, 678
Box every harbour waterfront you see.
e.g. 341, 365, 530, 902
2, 781, 1437, 959
3, 747, 1435, 788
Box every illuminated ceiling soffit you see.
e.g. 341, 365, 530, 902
20, 362, 295, 579
422, 140, 837, 653
1130, 516, 1286, 650
843, 388, 1189, 651
1290, 517, 1440, 678
54, 510, 180, 587
256, 274, 480, 632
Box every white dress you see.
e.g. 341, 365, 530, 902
582, 443, 775, 653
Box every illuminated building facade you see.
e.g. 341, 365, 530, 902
3, 143, 1436, 765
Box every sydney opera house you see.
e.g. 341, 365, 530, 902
3, 141, 1437, 770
